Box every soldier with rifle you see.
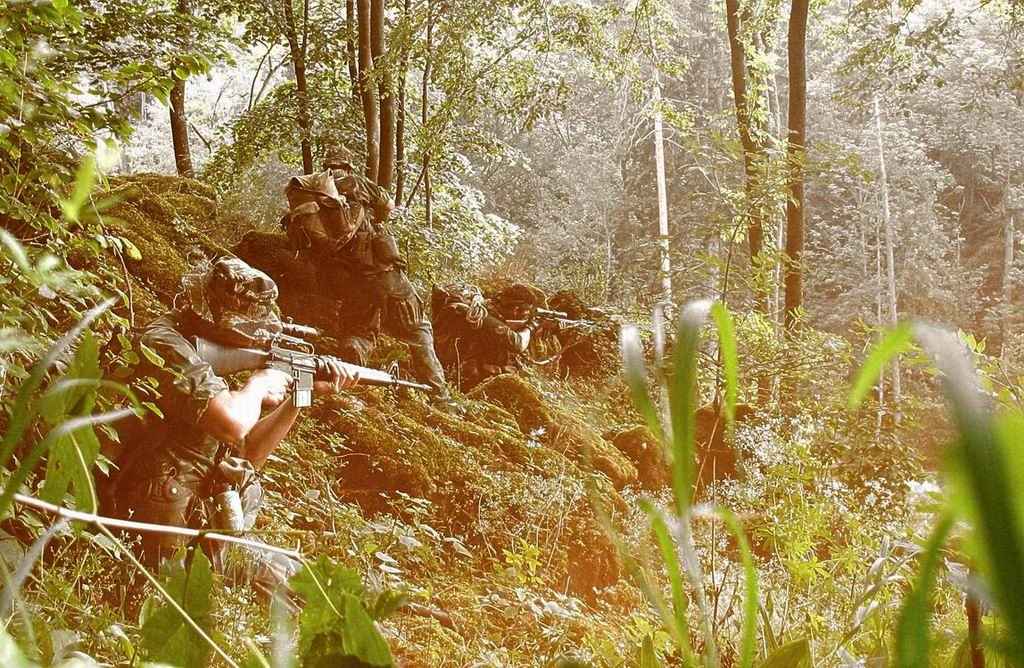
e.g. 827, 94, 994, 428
280, 147, 458, 410
106, 257, 425, 595
431, 283, 551, 389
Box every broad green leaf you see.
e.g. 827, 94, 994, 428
0, 298, 115, 483
759, 637, 811, 668
292, 556, 394, 666
38, 332, 100, 422
141, 551, 214, 668
39, 427, 101, 512
339, 593, 394, 667
893, 514, 954, 668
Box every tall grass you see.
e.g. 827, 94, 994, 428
607, 303, 1023, 665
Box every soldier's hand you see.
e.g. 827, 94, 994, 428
250, 368, 294, 408
314, 358, 360, 395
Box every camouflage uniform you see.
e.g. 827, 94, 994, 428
110, 258, 298, 595
315, 148, 448, 396
430, 284, 541, 389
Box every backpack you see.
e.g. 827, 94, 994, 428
281, 170, 361, 254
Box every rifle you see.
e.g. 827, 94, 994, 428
506, 309, 598, 334
192, 326, 432, 408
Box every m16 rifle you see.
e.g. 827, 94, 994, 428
506, 307, 598, 334
192, 322, 432, 408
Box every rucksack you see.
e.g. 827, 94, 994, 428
281, 170, 361, 253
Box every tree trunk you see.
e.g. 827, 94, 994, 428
422, 0, 433, 228
346, 0, 359, 104
783, 0, 809, 332
357, 0, 379, 181
394, 0, 410, 204
874, 94, 901, 413
1004, 214, 1015, 357
652, 82, 673, 305
284, 0, 313, 174
169, 0, 194, 178
875, 217, 885, 436
372, 0, 394, 189
725, 0, 766, 266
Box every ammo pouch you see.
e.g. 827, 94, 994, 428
371, 226, 404, 269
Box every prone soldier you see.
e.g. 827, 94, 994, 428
106, 256, 357, 595
430, 283, 546, 390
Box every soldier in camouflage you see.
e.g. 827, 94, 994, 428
109, 256, 357, 595
431, 283, 544, 389
314, 147, 456, 406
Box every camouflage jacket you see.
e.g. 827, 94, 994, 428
119, 311, 230, 482
431, 296, 524, 371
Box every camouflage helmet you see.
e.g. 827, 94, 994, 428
321, 147, 355, 170
179, 256, 283, 341
498, 283, 543, 310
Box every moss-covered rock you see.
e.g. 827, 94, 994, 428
606, 425, 669, 490
101, 175, 226, 316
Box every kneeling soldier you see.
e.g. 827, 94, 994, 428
108, 257, 357, 595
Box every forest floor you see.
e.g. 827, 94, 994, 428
5, 174, 960, 666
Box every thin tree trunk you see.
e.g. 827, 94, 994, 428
725, 0, 766, 267
372, 0, 394, 189
394, 0, 410, 204
875, 217, 885, 435
347, 0, 359, 104
422, 0, 433, 228
783, 0, 809, 332
874, 94, 901, 412
966, 591, 984, 668
1004, 214, 1015, 357
357, 0, 379, 181
284, 0, 313, 174
652, 81, 673, 305
169, 0, 194, 177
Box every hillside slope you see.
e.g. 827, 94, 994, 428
88, 174, 664, 665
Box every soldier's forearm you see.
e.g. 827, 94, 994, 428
241, 400, 301, 469
198, 385, 266, 445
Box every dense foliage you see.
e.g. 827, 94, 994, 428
3, 0, 1024, 665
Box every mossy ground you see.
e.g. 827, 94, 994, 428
49, 175, 672, 665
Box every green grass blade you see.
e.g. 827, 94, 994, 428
669, 300, 714, 516
710, 302, 738, 430
620, 326, 667, 443
893, 513, 954, 668
0, 407, 135, 518
916, 324, 1024, 663
711, 506, 759, 668
586, 479, 680, 652
848, 322, 914, 409
0, 297, 116, 474
638, 498, 695, 663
